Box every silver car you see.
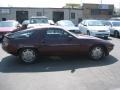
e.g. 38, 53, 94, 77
56, 20, 81, 34
78, 20, 110, 39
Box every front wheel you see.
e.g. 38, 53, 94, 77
0, 35, 4, 41
114, 31, 119, 38
89, 46, 105, 60
19, 48, 38, 63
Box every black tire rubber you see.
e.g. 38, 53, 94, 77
114, 31, 119, 38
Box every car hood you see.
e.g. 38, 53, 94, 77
0, 27, 16, 32
87, 26, 109, 31
76, 34, 101, 40
28, 23, 50, 28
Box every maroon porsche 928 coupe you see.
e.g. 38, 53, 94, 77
2, 26, 114, 63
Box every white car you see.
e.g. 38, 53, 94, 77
27, 16, 49, 28
78, 20, 110, 38
56, 20, 81, 34
108, 20, 120, 38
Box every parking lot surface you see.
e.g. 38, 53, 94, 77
0, 37, 120, 90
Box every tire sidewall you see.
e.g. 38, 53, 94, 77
89, 46, 105, 60
19, 48, 38, 63
114, 31, 119, 38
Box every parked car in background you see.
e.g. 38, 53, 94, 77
2, 26, 114, 63
0, 20, 21, 40
56, 20, 81, 34
108, 20, 120, 38
110, 17, 120, 20
78, 20, 110, 39
48, 20, 55, 25
27, 16, 49, 28
21, 20, 30, 30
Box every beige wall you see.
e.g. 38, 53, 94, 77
0, 7, 83, 25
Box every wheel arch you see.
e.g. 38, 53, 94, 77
17, 47, 39, 55
114, 30, 119, 35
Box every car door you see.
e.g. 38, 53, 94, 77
39, 28, 81, 55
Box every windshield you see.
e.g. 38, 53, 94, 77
87, 20, 104, 26
22, 20, 30, 25
30, 18, 48, 24
59, 21, 75, 27
112, 22, 120, 26
0, 21, 15, 27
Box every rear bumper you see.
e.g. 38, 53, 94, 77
2, 38, 18, 55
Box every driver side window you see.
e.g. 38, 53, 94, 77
45, 28, 69, 39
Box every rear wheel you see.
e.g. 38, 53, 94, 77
89, 46, 105, 60
114, 31, 119, 38
19, 48, 38, 63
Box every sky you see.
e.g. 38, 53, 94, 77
0, 0, 120, 8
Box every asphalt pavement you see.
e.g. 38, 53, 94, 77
0, 37, 120, 90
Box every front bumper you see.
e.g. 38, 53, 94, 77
90, 31, 110, 37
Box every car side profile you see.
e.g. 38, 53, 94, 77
2, 26, 114, 63
78, 20, 110, 39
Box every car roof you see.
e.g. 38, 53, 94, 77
28, 25, 65, 30
109, 20, 120, 22
30, 16, 48, 19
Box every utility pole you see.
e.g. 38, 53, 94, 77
100, 0, 102, 4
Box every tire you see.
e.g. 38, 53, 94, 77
89, 46, 105, 60
87, 31, 90, 35
19, 48, 38, 63
104, 36, 108, 39
0, 35, 4, 41
114, 31, 119, 38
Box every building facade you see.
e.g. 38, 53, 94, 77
82, 4, 114, 19
0, 7, 83, 25
0, 4, 114, 25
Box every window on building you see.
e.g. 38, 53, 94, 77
108, 9, 113, 15
71, 13, 75, 19
36, 12, 42, 16
91, 9, 100, 15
